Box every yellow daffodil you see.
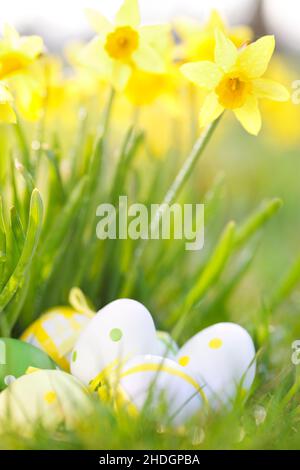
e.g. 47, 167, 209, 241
124, 39, 177, 107
0, 82, 16, 123
175, 10, 252, 63
0, 24, 43, 80
80, 0, 166, 91
181, 29, 290, 135
125, 69, 169, 106
261, 57, 300, 146
0, 24, 44, 122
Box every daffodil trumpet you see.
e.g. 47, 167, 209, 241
81, 0, 167, 91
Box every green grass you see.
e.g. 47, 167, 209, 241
0, 90, 299, 449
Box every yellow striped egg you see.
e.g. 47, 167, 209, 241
115, 355, 207, 425
176, 322, 256, 408
21, 307, 93, 371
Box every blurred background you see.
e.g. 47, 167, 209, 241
0, 0, 299, 54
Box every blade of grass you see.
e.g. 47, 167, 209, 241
14, 118, 32, 173
15, 159, 35, 195
44, 149, 65, 202
1, 274, 30, 335
171, 220, 236, 338
234, 198, 282, 248
110, 127, 144, 202
0, 189, 43, 330
121, 117, 222, 296
10, 206, 25, 257
0, 198, 7, 291
38, 177, 87, 280
10, 155, 24, 223
0, 229, 6, 291
269, 254, 300, 310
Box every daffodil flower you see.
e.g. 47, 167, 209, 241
0, 24, 43, 80
175, 10, 253, 63
0, 24, 44, 122
0, 82, 16, 123
81, 0, 166, 91
181, 29, 290, 135
261, 57, 300, 145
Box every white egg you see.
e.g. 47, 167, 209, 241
71, 299, 157, 386
155, 331, 179, 359
115, 355, 206, 426
176, 323, 256, 408
0, 369, 92, 434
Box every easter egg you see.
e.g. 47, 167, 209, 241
155, 331, 179, 359
0, 369, 92, 434
115, 355, 207, 425
71, 299, 157, 386
176, 322, 256, 408
21, 307, 94, 371
0, 338, 57, 390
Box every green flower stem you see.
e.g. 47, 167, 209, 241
156, 117, 221, 211
0, 189, 43, 334
120, 116, 222, 297
101, 87, 116, 142
14, 119, 32, 173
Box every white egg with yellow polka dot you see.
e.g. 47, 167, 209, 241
21, 307, 94, 371
116, 355, 207, 426
154, 331, 179, 359
71, 299, 157, 386
176, 322, 256, 408
0, 369, 92, 434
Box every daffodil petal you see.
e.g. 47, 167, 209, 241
230, 26, 253, 46
236, 35, 275, 79
234, 95, 262, 135
252, 78, 290, 102
133, 43, 165, 74
20, 36, 44, 59
78, 37, 111, 75
13, 74, 43, 121
111, 62, 131, 91
140, 24, 170, 41
85, 9, 113, 38
206, 10, 226, 31
115, 0, 140, 28
140, 24, 171, 52
215, 28, 237, 72
199, 92, 224, 128
0, 84, 13, 103
3, 23, 19, 45
180, 61, 222, 90
0, 102, 16, 123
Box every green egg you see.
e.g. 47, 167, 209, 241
0, 338, 57, 390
